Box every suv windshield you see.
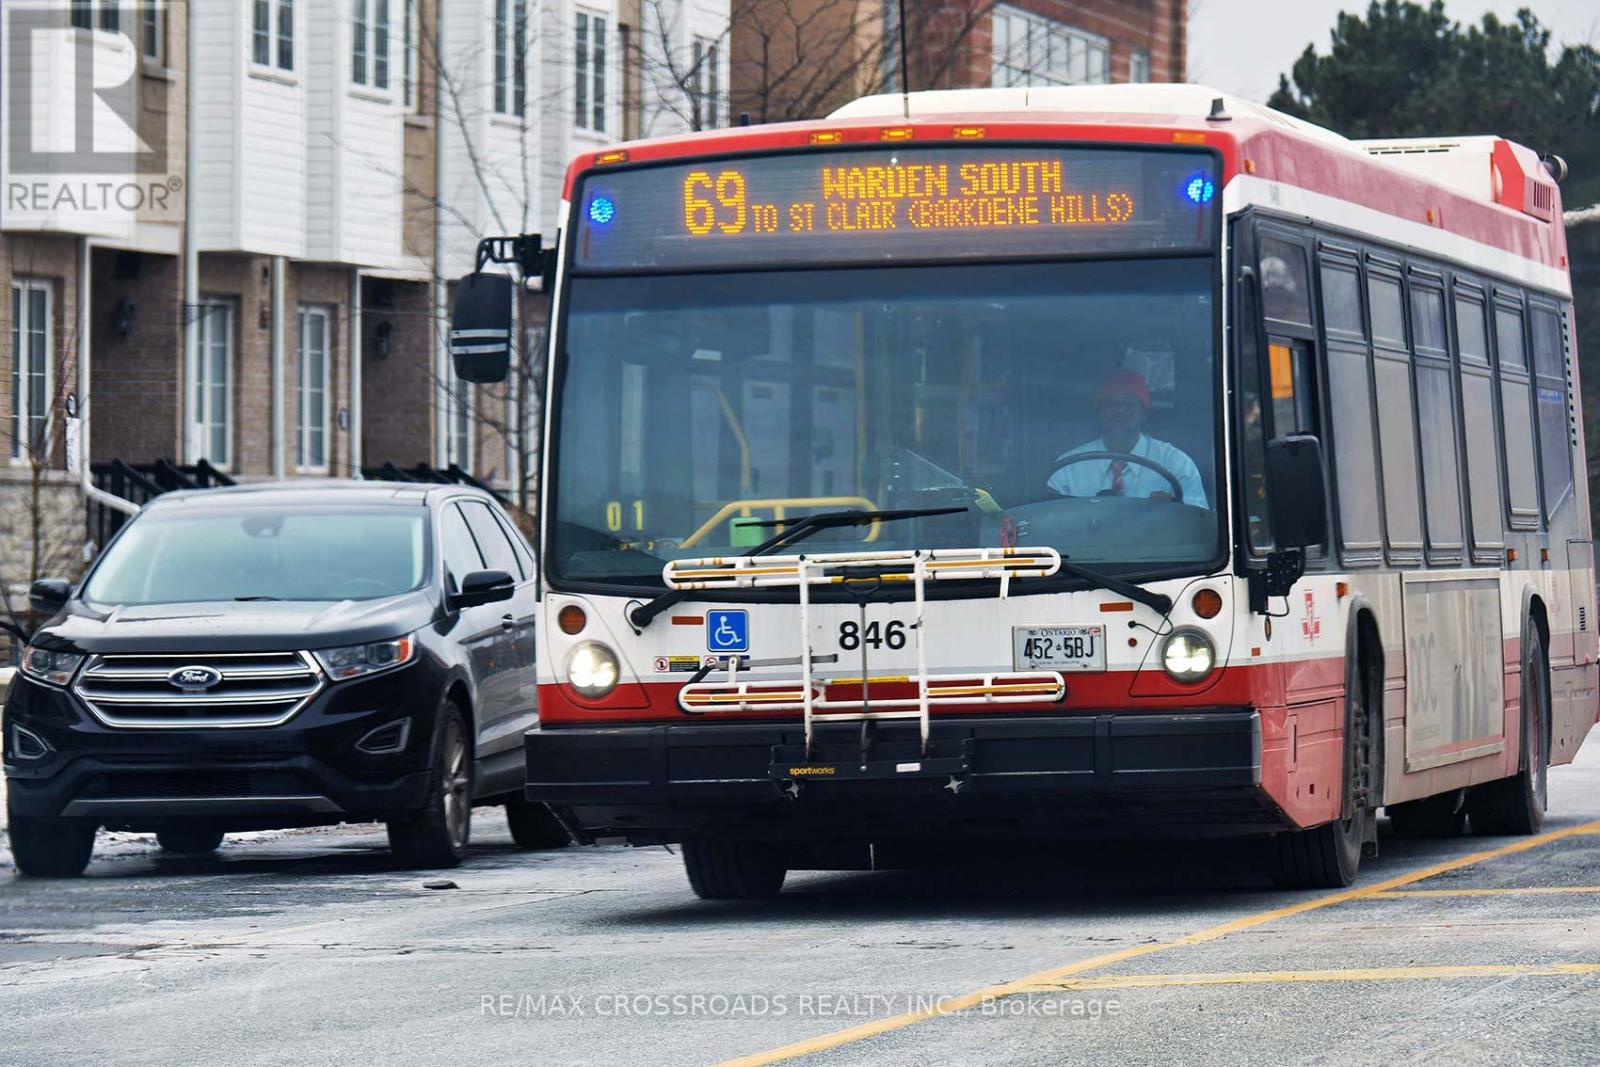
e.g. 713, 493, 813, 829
83, 506, 430, 605
552, 256, 1218, 587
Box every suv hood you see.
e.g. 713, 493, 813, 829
36, 592, 439, 654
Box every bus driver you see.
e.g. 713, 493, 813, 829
1047, 369, 1208, 507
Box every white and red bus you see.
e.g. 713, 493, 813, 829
502, 84, 1597, 898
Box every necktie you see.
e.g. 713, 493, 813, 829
1109, 459, 1127, 496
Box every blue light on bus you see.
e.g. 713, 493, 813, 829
1183, 173, 1215, 205
588, 196, 616, 225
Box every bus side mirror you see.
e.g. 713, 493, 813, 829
1265, 435, 1328, 549
450, 273, 514, 384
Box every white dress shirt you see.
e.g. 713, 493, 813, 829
1047, 434, 1208, 507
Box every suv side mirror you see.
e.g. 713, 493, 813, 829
28, 578, 70, 616
450, 570, 515, 610
1265, 435, 1328, 549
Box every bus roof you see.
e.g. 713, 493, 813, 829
563, 84, 1569, 287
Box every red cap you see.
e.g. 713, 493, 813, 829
1096, 369, 1151, 411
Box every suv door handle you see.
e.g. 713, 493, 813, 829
501, 614, 516, 631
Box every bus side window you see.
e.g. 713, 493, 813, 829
1453, 287, 1506, 560
1529, 305, 1573, 518
1494, 298, 1541, 526
1236, 265, 1274, 554
1409, 278, 1464, 561
1319, 254, 1383, 563
1368, 266, 1422, 561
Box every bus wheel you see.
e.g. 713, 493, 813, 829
1468, 628, 1549, 836
1268, 647, 1374, 889
1385, 791, 1466, 838
682, 839, 787, 900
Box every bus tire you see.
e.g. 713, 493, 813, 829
504, 797, 572, 849
682, 839, 787, 900
1385, 791, 1466, 838
1268, 642, 1374, 889
1468, 628, 1549, 836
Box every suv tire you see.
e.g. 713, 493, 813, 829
8, 804, 95, 878
388, 701, 472, 869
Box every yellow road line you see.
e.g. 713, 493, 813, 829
1047, 963, 1600, 991
715, 818, 1600, 1067
1370, 885, 1600, 898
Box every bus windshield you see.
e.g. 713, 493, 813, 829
552, 256, 1219, 588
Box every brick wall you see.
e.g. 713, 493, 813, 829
90, 250, 184, 463
361, 278, 438, 469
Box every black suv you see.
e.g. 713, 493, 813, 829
3, 482, 568, 877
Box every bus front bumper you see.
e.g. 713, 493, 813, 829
525, 711, 1286, 844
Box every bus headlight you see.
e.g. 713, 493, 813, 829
565, 641, 620, 699
1161, 628, 1215, 684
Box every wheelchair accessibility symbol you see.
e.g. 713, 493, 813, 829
706, 609, 750, 654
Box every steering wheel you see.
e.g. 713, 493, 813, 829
1052, 450, 1185, 501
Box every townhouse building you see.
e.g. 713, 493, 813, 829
0, 0, 728, 647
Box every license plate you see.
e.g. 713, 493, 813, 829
1012, 625, 1106, 672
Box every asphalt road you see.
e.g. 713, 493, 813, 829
4, 727, 1600, 1067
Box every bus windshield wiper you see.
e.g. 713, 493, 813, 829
1054, 558, 1173, 616
628, 507, 967, 630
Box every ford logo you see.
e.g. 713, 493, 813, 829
168, 665, 223, 691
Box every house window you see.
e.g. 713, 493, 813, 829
991, 5, 1109, 88
296, 306, 331, 471
71, 1, 120, 32
141, 1, 164, 61
351, 0, 390, 89
693, 37, 720, 129
1129, 49, 1150, 83
253, 0, 294, 71
10, 281, 52, 463
575, 11, 607, 131
403, 0, 419, 110
449, 379, 473, 469
191, 301, 234, 468
494, 0, 527, 116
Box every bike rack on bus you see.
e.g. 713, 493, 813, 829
664, 547, 1066, 777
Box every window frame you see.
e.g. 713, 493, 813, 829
1315, 243, 1385, 566
990, 4, 1110, 88
402, 0, 420, 111
692, 36, 721, 130
10, 279, 54, 465
350, 0, 392, 92
1527, 297, 1574, 522
1366, 254, 1424, 564
253, 0, 296, 73
1405, 267, 1466, 563
190, 299, 236, 470
1491, 288, 1542, 530
494, 0, 528, 116
295, 305, 333, 474
574, 8, 608, 132
1450, 278, 1507, 563
141, 0, 164, 63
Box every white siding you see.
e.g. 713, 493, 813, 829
190, 0, 240, 249
192, 0, 305, 256
305, 2, 405, 267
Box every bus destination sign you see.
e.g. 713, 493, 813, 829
573, 146, 1217, 270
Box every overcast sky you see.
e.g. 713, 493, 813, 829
1188, 1, 1600, 104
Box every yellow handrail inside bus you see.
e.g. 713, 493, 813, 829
680, 496, 881, 549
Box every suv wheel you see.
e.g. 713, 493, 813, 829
8, 804, 96, 878
387, 701, 472, 869
505, 797, 572, 849
156, 827, 226, 855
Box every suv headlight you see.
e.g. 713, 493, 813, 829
565, 641, 620, 699
1161, 628, 1216, 684
314, 635, 416, 681
20, 645, 85, 687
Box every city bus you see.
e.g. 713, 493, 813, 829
482, 84, 1598, 898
